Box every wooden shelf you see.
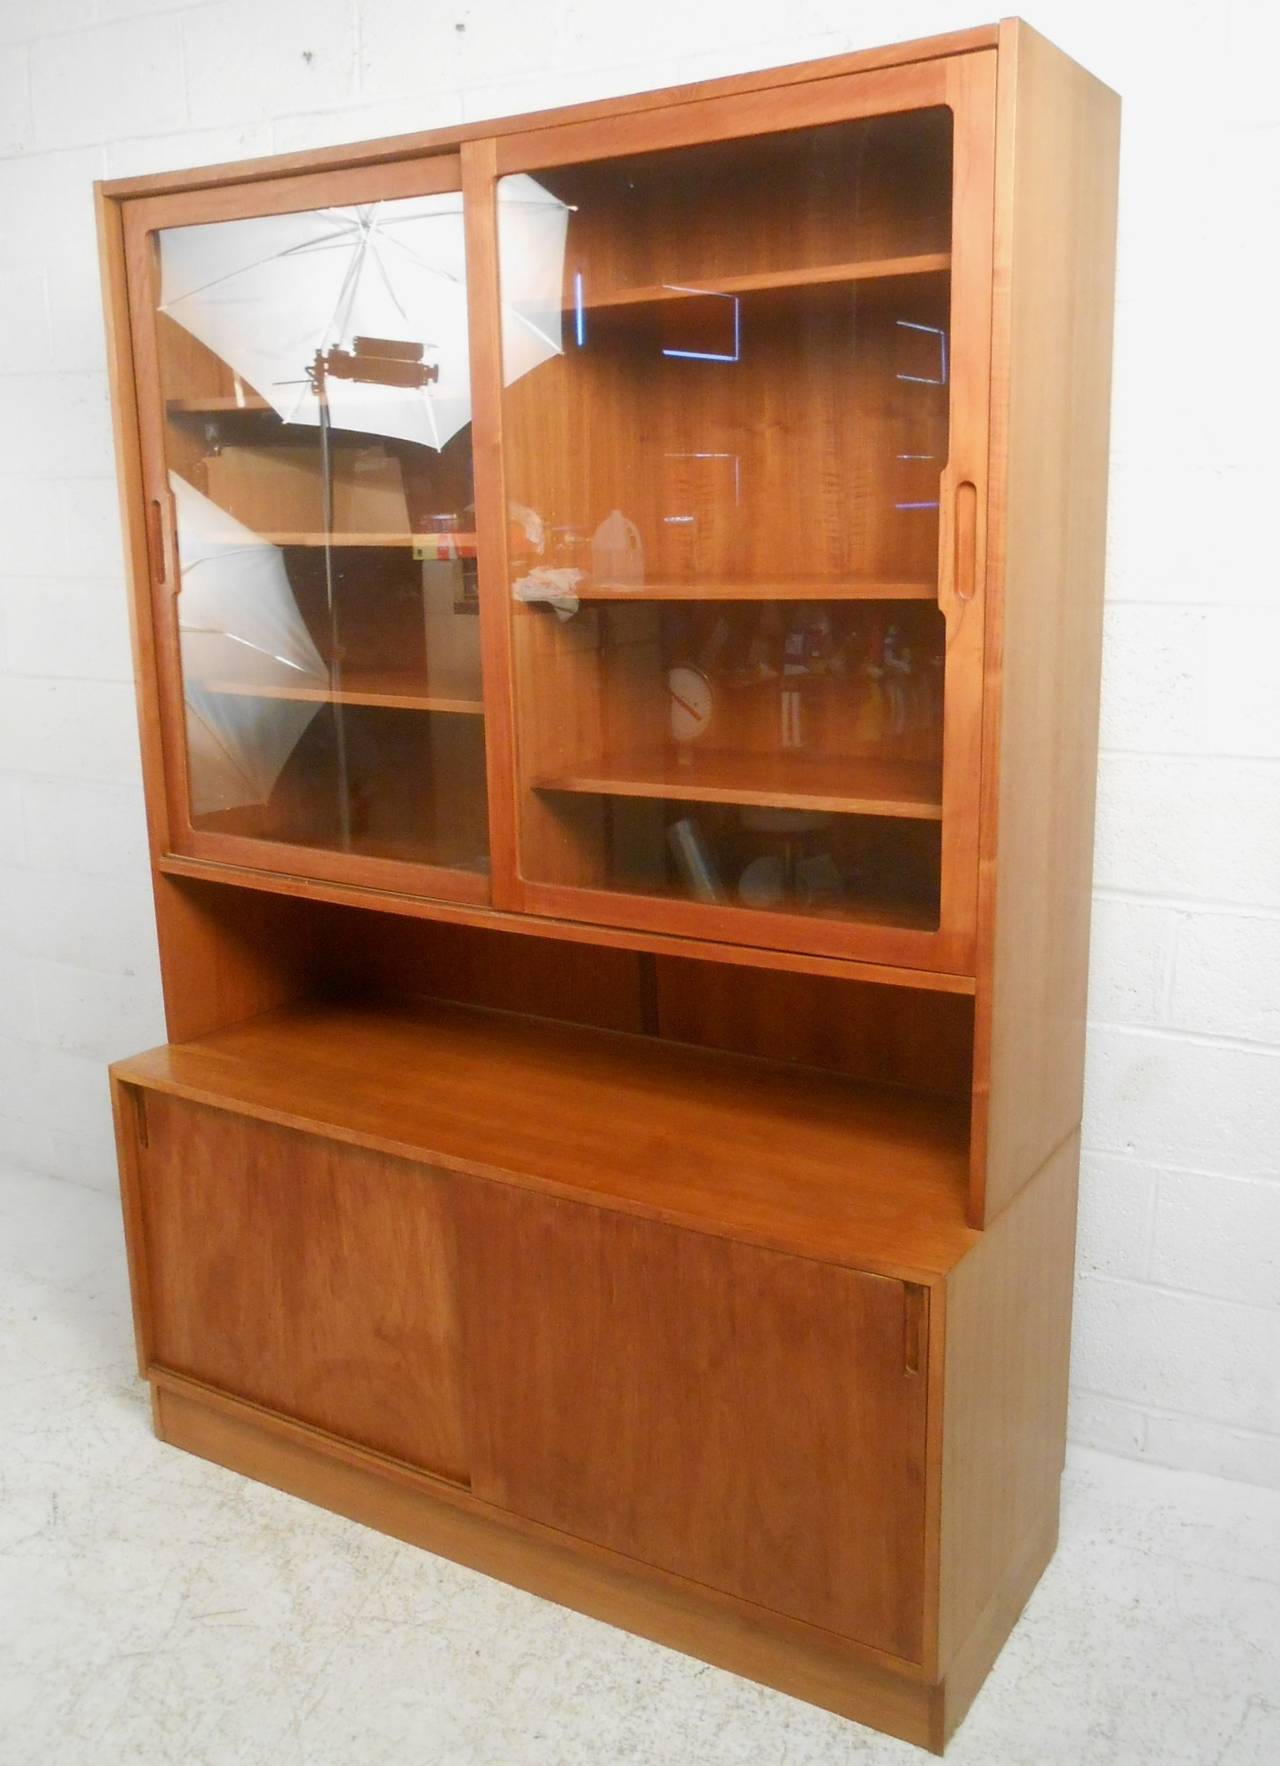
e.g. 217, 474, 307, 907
535, 750, 943, 820
189, 814, 492, 890
570, 579, 936, 603
168, 394, 274, 415
623, 879, 940, 934
568, 253, 951, 313
260, 532, 478, 554
114, 996, 975, 1280
201, 669, 484, 715
318, 839, 488, 874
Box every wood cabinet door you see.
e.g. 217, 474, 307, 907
456, 1180, 930, 1661
135, 1093, 469, 1484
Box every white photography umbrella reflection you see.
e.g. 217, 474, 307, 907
172, 471, 328, 817
156, 176, 569, 843
158, 177, 570, 450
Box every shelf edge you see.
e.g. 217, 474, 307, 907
154, 850, 977, 995
566, 252, 951, 313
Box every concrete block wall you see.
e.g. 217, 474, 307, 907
0, 0, 1276, 1486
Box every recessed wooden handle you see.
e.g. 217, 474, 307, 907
903, 1283, 926, 1376
953, 479, 978, 604
147, 497, 168, 591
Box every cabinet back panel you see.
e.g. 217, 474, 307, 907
156, 874, 320, 1043
153, 885, 971, 1100
307, 901, 654, 1033
502, 281, 950, 589
298, 901, 972, 1096
655, 958, 972, 1099
538, 108, 952, 290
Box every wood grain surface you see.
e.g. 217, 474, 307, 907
458, 1179, 930, 1661
138, 1093, 469, 1482
969, 21, 1121, 1221
113, 994, 976, 1280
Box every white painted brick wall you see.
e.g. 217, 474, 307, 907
1, 0, 1276, 1488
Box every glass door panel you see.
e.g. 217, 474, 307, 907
495, 104, 967, 945
141, 176, 491, 895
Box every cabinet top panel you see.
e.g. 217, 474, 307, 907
97, 25, 999, 201
114, 997, 978, 1280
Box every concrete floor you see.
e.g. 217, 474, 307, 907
2, 1161, 1278, 1766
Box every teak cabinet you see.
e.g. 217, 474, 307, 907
98, 20, 1119, 1753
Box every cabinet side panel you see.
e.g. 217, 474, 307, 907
306, 901, 653, 1034
972, 23, 1121, 1219
109, 1074, 153, 1376
152, 874, 318, 1042
938, 1129, 1079, 1672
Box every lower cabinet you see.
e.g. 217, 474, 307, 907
136, 1095, 470, 1485
454, 1178, 929, 1663
133, 1093, 930, 1665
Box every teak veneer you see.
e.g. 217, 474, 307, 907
568, 251, 953, 311
99, 18, 1118, 1753
116, 996, 976, 1281
567, 578, 939, 602
535, 750, 945, 820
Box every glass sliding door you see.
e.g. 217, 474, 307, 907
492, 59, 994, 964
128, 159, 496, 899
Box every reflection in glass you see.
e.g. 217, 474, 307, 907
159, 179, 568, 449
526, 599, 945, 924
497, 111, 954, 930
172, 471, 327, 815
152, 179, 570, 881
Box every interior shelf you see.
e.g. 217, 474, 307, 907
319, 839, 488, 874
535, 751, 943, 820
259, 532, 478, 553
167, 394, 274, 415
189, 823, 492, 889
118, 996, 975, 1279
569, 579, 937, 603
201, 669, 484, 715
618, 880, 942, 933
567, 252, 951, 313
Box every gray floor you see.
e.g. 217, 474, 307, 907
2, 1161, 1278, 1766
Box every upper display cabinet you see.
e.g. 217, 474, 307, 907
119, 50, 996, 971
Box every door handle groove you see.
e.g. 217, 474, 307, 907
903, 1283, 926, 1376
953, 479, 978, 604
147, 497, 167, 591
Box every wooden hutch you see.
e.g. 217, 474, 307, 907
97, 19, 1119, 1752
